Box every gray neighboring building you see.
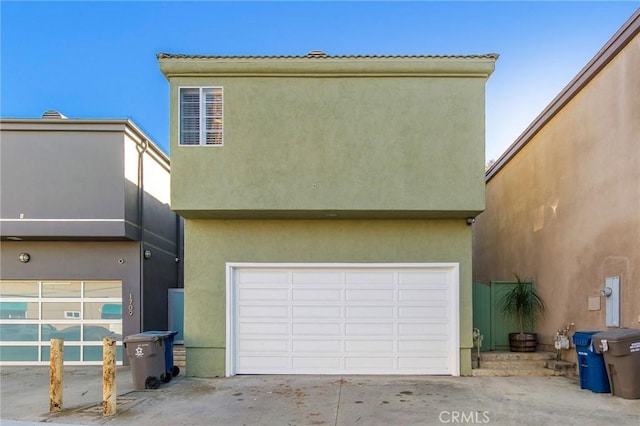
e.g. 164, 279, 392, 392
0, 112, 183, 365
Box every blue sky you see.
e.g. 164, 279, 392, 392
1, 1, 638, 161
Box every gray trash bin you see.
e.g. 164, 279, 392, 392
592, 328, 640, 399
124, 333, 167, 390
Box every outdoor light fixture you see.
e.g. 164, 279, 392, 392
18, 253, 31, 263
466, 217, 476, 226
144, 250, 152, 259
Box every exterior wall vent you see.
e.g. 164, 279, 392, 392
42, 110, 68, 119
307, 50, 328, 58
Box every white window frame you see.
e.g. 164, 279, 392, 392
178, 86, 224, 147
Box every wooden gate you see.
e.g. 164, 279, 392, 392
473, 281, 532, 351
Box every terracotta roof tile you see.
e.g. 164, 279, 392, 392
157, 52, 499, 60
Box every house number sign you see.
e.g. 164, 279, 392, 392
128, 293, 134, 316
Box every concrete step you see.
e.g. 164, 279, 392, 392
545, 359, 577, 377
472, 351, 575, 377
479, 351, 555, 361
478, 359, 548, 369
173, 345, 186, 368
471, 368, 557, 377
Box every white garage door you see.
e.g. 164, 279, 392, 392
226, 263, 459, 376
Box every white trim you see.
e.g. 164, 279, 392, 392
225, 262, 460, 377
225, 263, 234, 376
227, 262, 458, 269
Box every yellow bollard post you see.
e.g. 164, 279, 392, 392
103, 337, 117, 416
49, 338, 63, 413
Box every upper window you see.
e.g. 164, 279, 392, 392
179, 87, 223, 146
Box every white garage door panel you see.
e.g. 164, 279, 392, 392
293, 340, 341, 352
292, 271, 343, 284
239, 356, 289, 369
345, 357, 394, 369
399, 271, 450, 284
346, 272, 395, 285
346, 306, 395, 318
293, 323, 342, 335
239, 288, 288, 301
239, 339, 288, 352
399, 339, 449, 352
238, 271, 289, 284
346, 323, 395, 336
399, 289, 448, 301
293, 288, 341, 301
293, 357, 341, 369
400, 306, 448, 318
292, 306, 341, 318
399, 356, 448, 369
239, 322, 289, 334
345, 340, 394, 352
346, 288, 394, 300
229, 264, 459, 375
399, 322, 448, 335
239, 305, 289, 318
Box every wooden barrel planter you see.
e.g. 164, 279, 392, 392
509, 333, 537, 352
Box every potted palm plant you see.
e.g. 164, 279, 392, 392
500, 274, 546, 352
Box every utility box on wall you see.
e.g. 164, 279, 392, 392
601, 276, 620, 327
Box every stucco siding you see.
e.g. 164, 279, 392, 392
183, 219, 473, 377
165, 67, 491, 219
473, 31, 640, 354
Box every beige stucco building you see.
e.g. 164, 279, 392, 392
473, 10, 640, 360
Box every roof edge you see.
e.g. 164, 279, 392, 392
157, 52, 499, 60
486, 8, 640, 182
158, 54, 498, 79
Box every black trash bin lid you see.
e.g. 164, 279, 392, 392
123, 333, 162, 344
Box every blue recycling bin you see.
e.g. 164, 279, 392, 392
139, 331, 180, 378
573, 331, 610, 393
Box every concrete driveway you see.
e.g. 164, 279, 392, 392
1, 366, 639, 425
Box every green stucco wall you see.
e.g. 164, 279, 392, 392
159, 55, 495, 377
183, 219, 473, 377
160, 56, 495, 219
